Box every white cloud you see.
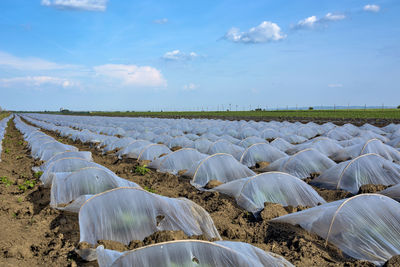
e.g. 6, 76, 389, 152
293, 13, 346, 29
0, 51, 73, 71
224, 21, 286, 43
324, 13, 346, 21
328, 83, 343, 88
363, 4, 380, 12
182, 83, 199, 91
153, 18, 168, 24
94, 64, 167, 87
41, 0, 107, 11
162, 50, 198, 61
0, 76, 77, 88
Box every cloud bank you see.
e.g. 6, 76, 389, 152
41, 0, 107, 11
224, 21, 286, 43
293, 13, 346, 30
162, 50, 198, 61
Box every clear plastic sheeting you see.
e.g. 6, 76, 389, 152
272, 194, 400, 265
116, 140, 152, 159
50, 167, 140, 208
208, 139, 245, 160
35, 141, 79, 161
286, 138, 343, 158
238, 136, 268, 148
311, 153, 400, 193
262, 149, 336, 179
240, 143, 287, 167
103, 137, 135, 153
41, 157, 108, 187
331, 139, 400, 162
136, 144, 171, 161
40, 151, 93, 171
96, 240, 294, 267
270, 138, 295, 152
379, 184, 400, 201
148, 148, 207, 175
213, 172, 325, 215
185, 153, 256, 188
194, 138, 213, 154
79, 188, 221, 245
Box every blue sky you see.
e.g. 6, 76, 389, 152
0, 0, 399, 111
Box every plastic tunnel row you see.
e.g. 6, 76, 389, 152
0, 115, 12, 161
17, 113, 400, 265
13, 115, 294, 266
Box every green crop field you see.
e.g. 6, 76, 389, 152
41, 108, 400, 120
0, 112, 10, 120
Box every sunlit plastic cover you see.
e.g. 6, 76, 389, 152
263, 149, 336, 179
96, 240, 294, 267
41, 151, 93, 171
286, 138, 343, 157
331, 139, 400, 162
103, 137, 135, 152
270, 138, 295, 152
148, 148, 207, 175
240, 143, 287, 167
79, 187, 221, 245
208, 140, 245, 160
116, 140, 152, 159
238, 136, 268, 148
50, 167, 140, 208
272, 194, 400, 265
41, 157, 108, 187
185, 153, 256, 188
137, 144, 171, 161
312, 153, 400, 194
214, 172, 325, 214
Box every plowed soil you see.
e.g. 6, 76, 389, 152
0, 118, 377, 266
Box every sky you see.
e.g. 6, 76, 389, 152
0, 0, 399, 111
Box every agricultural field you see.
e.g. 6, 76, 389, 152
1, 113, 400, 266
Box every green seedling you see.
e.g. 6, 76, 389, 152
33, 171, 43, 179
4, 148, 9, 154
18, 180, 36, 192
143, 186, 156, 193
135, 165, 149, 175
0, 176, 12, 187
17, 197, 23, 203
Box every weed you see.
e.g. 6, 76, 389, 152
17, 197, 23, 203
4, 148, 9, 154
18, 140, 23, 145
0, 176, 12, 187
143, 186, 156, 193
135, 165, 149, 175
33, 171, 43, 179
12, 213, 17, 218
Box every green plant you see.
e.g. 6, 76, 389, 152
135, 165, 149, 175
398, 105, 400, 109
16, 155, 23, 160
143, 186, 156, 193
0, 176, 12, 187
18, 140, 23, 145
33, 171, 43, 179
308, 107, 314, 110
17, 197, 23, 203
4, 148, 9, 154
18, 180, 36, 192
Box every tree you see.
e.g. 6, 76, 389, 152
397, 105, 400, 109
308, 107, 314, 110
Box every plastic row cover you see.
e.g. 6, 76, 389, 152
262, 149, 336, 179
96, 240, 294, 267
286, 137, 343, 157
185, 153, 256, 188
41, 157, 110, 187
0, 115, 12, 161
331, 139, 400, 163
311, 153, 400, 193
213, 172, 326, 215
79, 187, 221, 245
272, 194, 400, 265
240, 143, 287, 167
50, 167, 139, 208
148, 148, 207, 175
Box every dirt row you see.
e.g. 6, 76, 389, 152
7, 116, 383, 266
